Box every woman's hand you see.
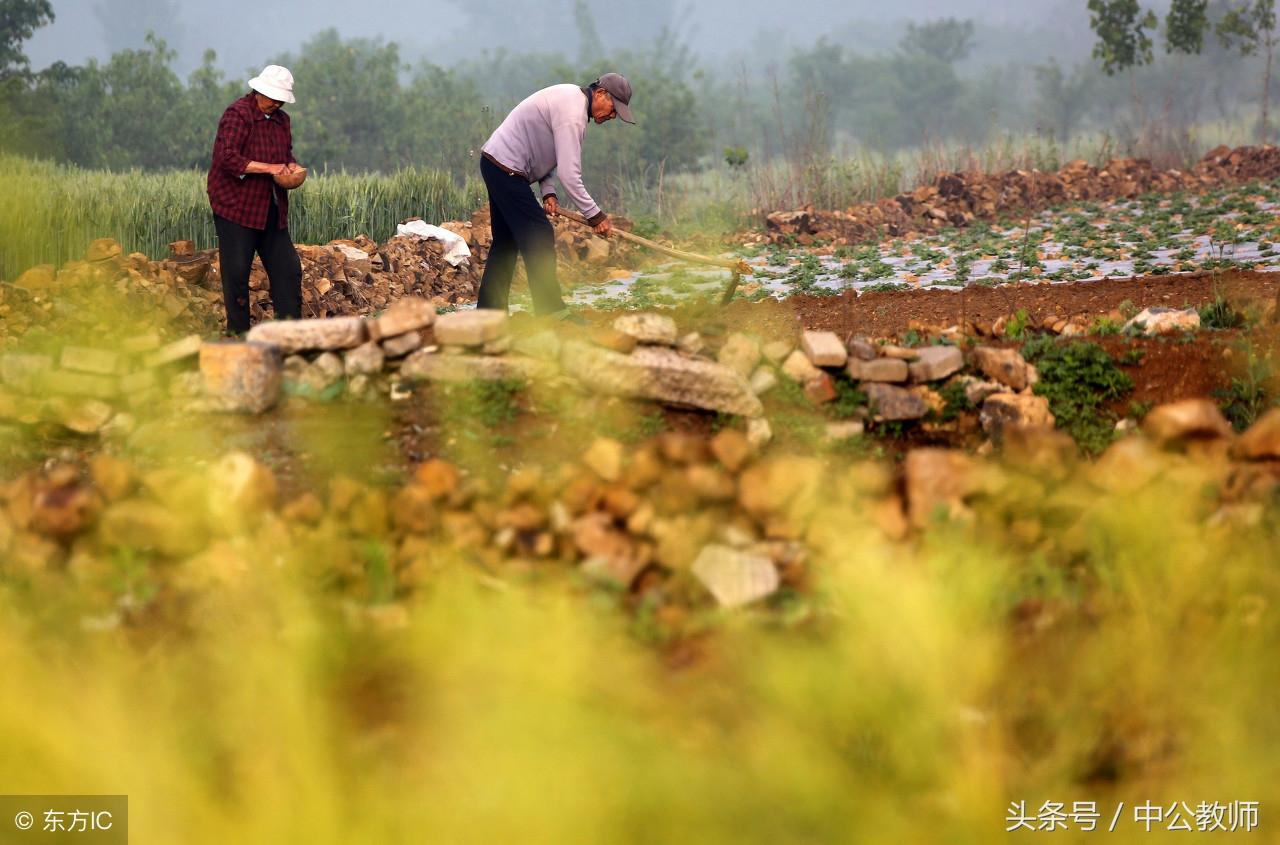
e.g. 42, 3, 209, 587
543, 195, 559, 216
274, 163, 307, 189
245, 161, 287, 176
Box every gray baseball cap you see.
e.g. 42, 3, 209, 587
595, 73, 634, 123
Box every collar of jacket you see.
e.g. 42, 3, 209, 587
581, 84, 595, 119
238, 93, 287, 123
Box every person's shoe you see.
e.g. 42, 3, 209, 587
551, 309, 589, 327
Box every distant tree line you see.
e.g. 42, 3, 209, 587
1, 0, 1278, 195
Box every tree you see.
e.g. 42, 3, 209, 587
899, 18, 976, 64
573, 0, 604, 65
1167, 0, 1211, 54
1034, 59, 1098, 141
0, 0, 53, 81
1087, 0, 1158, 74
1217, 0, 1278, 141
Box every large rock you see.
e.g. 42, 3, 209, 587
206, 451, 278, 527
49, 398, 115, 434
980, 393, 1054, 439
865, 383, 928, 421
400, 349, 555, 382
143, 334, 203, 368
1235, 408, 1280, 460
336, 244, 372, 276
847, 357, 908, 383
85, 238, 123, 262
972, 346, 1029, 391
1124, 307, 1200, 336
903, 448, 980, 528
511, 330, 561, 362
573, 513, 648, 587
42, 370, 119, 400
1, 353, 54, 392
1143, 399, 1233, 446
907, 345, 964, 382
381, 332, 423, 358
248, 317, 366, 354
800, 330, 847, 367
60, 346, 122, 376
718, 333, 762, 379
562, 340, 763, 418
99, 500, 201, 557
583, 437, 625, 482
781, 349, 822, 383
370, 297, 435, 341
14, 265, 56, 290
434, 309, 508, 346
710, 429, 753, 472
344, 341, 385, 376
613, 313, 678, 346
199, 341, 283, 413
691, 544, 779, 608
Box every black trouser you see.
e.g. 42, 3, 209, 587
476, 156, 566, 315
213, 201, 302, 335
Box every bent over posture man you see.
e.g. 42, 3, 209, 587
207, 64, 308, 335
477, 72, 634, 318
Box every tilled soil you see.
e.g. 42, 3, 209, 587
782, 269, 1279, 338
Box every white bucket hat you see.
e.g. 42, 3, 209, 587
248, 65, 295, 104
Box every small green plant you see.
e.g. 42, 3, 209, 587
1088, 315, 1124, 335
1118, 346, 1146, 366
1004, 308, 1032, 340
827, 380, 868, 420
1022, 337, 1134, 455
900, 329, 925, 348
1128, 400, 1153, 420
1214, 337, 1276, 431
723, 146, 750, 169
935, 379, 974, 423
1198, 296, 1247, 330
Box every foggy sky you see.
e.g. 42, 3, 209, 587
27, 0, 1097, 79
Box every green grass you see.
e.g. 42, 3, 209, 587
0, 153, 485, 279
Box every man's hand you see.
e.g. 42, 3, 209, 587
593, 214, 612, 237
543, 195, 559, 217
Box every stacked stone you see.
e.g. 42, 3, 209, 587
0, 332, 203, 434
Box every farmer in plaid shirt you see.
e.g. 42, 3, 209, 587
207, 64, 307, 335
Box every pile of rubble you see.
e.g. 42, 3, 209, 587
764, 144, 1280, 244
1, 213, 633, 344
2, 398, 1277, 621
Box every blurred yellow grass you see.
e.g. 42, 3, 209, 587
1, 455, 1276, 842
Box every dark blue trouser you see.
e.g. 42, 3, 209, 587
476, 156, 566, 315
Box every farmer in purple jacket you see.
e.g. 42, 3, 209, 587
477, 73, 635, 320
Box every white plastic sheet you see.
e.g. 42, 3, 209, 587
394, 220, 472, 267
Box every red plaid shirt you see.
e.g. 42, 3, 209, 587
207, 94, 298, 230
